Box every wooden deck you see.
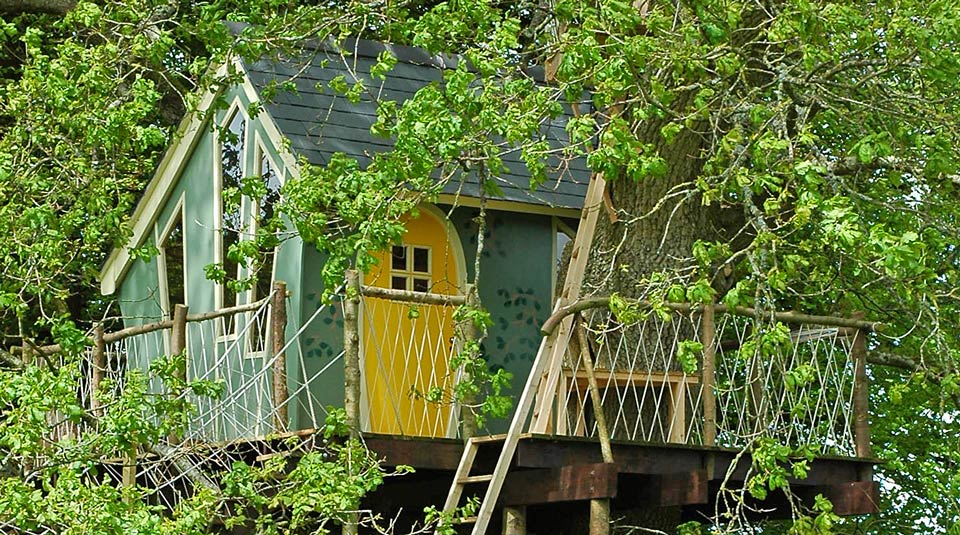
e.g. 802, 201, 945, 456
360, 432, 879, 532
106, 428, 878, 533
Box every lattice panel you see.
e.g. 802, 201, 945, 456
557, 308, 704, 444
553, 307, 859, 455
713, 316, 858, 456
360, 295, 459, 438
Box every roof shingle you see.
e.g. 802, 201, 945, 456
243, 39, 590, 211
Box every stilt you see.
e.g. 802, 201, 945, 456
503, 506, 527, 535
590, 499, 610, 535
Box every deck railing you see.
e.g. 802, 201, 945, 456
30, 281, 876, 515
343, 270, 477, 439
36, 281, 349, 449
536, 298, 876, 458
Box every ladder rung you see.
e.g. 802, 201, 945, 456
457, 474, 493, 484
468, 434, 507, 444
454, 516, 478, 524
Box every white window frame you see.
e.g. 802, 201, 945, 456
213, 98, 250, 340
241, 138, 285, 359
154, 193, 188, 360
157, 193, 188, 319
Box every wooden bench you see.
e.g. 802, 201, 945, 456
557, 368, 700, 443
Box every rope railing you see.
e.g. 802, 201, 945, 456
26, 280, 361, 514
540, 296, 883, 336
539, 298, 873, 458
343, 271, 476, 439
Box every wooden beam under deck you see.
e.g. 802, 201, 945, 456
500, 463, 619, 506
358, 432, 879, 517
162, 430, 877, 518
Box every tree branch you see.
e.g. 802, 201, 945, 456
0, 0, 75, 15
867, 350, 923, 373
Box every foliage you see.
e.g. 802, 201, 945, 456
0, 0, 958, 534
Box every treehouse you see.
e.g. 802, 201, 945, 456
87, 36, 879, 534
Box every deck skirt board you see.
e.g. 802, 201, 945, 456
500, 463, 619, 506
356, 432, 878, 516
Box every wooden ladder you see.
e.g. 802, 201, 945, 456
438, 434, 504, 528
437, 168, 609, 534
436, 326, 556, 534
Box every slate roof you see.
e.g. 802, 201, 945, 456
243, 39, 590, 211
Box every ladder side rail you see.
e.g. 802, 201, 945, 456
468, 331, 556, 534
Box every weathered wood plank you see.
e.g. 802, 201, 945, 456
500, 463, 618, 506
618, 471, 709, 507
803, 481, 880, 516
362, 435, 465, 471
516, 438, 707, 475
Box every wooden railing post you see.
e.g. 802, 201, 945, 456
851, 312, 872, 458
171, 305, 188, 358
344, 270, 362, 440
458, 284, 479, 441
168, 304, 188, 444
342, 271, 362, 535
123, 443, 137, 502
701, 304, 716, 447
91, 323, 106, 418
271, 281, 289, 433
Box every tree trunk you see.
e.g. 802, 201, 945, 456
583, 95, 738, 300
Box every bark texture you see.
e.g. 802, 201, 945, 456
0, 0, 75, 14
583, 94, 741, 300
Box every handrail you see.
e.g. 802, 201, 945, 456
17, 297, 272, 356
359, 284, 467, 307
540, 296, 883, 336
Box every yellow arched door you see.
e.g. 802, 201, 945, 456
362, 209, 462, 437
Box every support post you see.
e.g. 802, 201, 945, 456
503, 506, 527, 535
344, 270, 362, 439
851, 312, 872, 458
122, 446, 137, 503
589, 496, 610, 535
575, 314, 614, 535
342, 271, 361, 535
574, 315, 613, 464
91, 323, 106, 418
271, 282, 288, 432
168, 304, 188, 444
458, 284, 479, 441
701, 304, 716, 447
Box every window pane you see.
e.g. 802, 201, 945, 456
255, 153, 279, 304
392, 245, 407, 271
391, 276, 408, 290
163, 215, 185, 318
412, 278, 429, 292
255, 249, 275, 303
221, 110, 246, 313
412, 247, 429, 273
259, 154, 281, 222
